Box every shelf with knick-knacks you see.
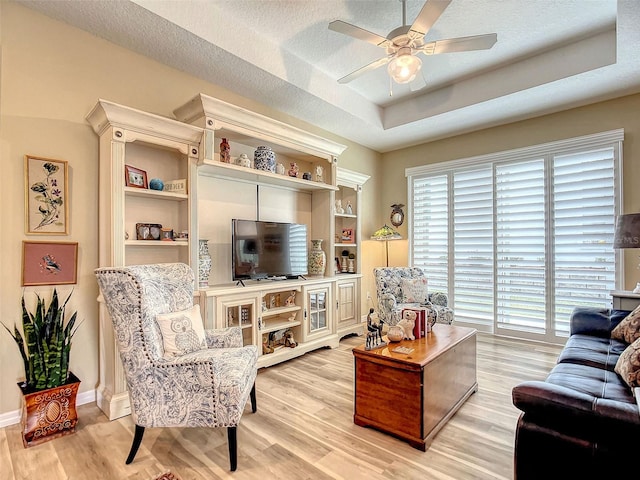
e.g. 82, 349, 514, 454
173, 93, 342, 192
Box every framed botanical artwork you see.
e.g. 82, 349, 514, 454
24, 155, 69, 235
125, 165, 148, 189
22, 241, 78, 286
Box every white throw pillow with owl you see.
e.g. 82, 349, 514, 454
156, 304, 207, 358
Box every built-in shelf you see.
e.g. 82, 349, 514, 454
124, 240, 189, 247
261, 319, 302, 334
262, 305, 301, 318
198, 159, 338, 192
124, 187, 188, 200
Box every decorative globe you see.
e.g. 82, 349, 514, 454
149, 178, 164, 191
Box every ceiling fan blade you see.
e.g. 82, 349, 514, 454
409, 0, 452, 36
329, 20, 390, 48
421, 33, 498, 55
337, 55, 393, 84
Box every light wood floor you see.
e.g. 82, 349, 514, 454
0, 333, 562, 480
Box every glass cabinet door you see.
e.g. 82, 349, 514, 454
304, 284, 332, 341
217, 294, 259, 347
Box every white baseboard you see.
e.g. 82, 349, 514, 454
0, 388, 97, 428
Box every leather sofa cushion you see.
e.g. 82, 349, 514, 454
558, 334, 628, 371
514, 362, 639, 440
546, 362, 636, 406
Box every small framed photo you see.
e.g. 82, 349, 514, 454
136, 223, 162, 240
341, 228, 354, 243
25, 155, 69, 235
125, 165, 148, 189
160, 228, 174, 241
22, 241, 78, 286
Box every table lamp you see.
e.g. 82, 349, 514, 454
613, 213, 640, 293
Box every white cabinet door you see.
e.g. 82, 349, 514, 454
303, 283, 333, 342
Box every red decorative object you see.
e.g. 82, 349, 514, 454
19, 372, 81, 447
403, 307, 427, 339
220, 138, 231, 163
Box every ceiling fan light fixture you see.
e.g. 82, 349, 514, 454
387, 50, 422, 84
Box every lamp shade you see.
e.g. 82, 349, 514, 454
371, 224, 402, 241
387, 49, 422, 84
613, 213, 640, 248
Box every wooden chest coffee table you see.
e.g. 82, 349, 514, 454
353, 323, 477, 451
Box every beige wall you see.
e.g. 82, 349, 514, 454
381, 94, 640, 287
2, 1, 638, 419
0, 2, 381, 416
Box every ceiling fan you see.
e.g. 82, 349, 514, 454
329, 0, 497, 85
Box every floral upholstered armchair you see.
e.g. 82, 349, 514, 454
374, 267, 454, 327
94, 263, 258, 472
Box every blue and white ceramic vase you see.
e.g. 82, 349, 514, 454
254, 146, 276, 173
198, 239, 212, 288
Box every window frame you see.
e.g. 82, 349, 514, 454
406, 129, 624, 343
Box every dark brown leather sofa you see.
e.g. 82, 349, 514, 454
512, 307, 640, 479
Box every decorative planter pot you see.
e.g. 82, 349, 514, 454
308, 239, 326, 276
20, 372, 81, 448
199, 239, 212, 288
254, 146, 276, 173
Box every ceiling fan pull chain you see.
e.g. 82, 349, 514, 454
389, 76, 394, 97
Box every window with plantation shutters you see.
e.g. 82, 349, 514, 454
407, 130, 622, 343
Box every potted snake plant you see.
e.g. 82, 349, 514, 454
3, 288, 81, 447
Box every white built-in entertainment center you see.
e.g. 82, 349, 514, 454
87, 94, 369, 420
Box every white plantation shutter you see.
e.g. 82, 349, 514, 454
495, 159, 546, 334
412, 175, 449, 293
551, 148, 616, 335
453, 168, 494, 327
408, 130, 622, 342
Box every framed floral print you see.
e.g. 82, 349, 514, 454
24, 155, 69, 235
22, 241, 78, 286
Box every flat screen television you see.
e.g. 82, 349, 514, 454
232, 219, 308, 281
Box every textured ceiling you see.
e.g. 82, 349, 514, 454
16, 0, 640, 152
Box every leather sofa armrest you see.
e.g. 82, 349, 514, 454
513, 380, 640, 430
513, 380, 596, 415
569, 307, 629, 337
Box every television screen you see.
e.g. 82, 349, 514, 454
232, 219, 308, 280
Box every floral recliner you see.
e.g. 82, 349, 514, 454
374, 267, 454, 327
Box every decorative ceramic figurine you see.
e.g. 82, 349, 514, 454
365, 308, 386, 350
335, 199, 344, 214
276, 162, 286, 175
288, 162, 299, 177
235, 153, 251, 168
314, 165, 324, 182
220, 138, 231, 163
302, 172, 312, 180
346, 201, 353, 214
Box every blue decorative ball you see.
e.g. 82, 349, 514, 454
149, 178, 164, 191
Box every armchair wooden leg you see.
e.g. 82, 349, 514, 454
227, 426, 237, 471
125, 425, 145, 464
250, 382, 257, 413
